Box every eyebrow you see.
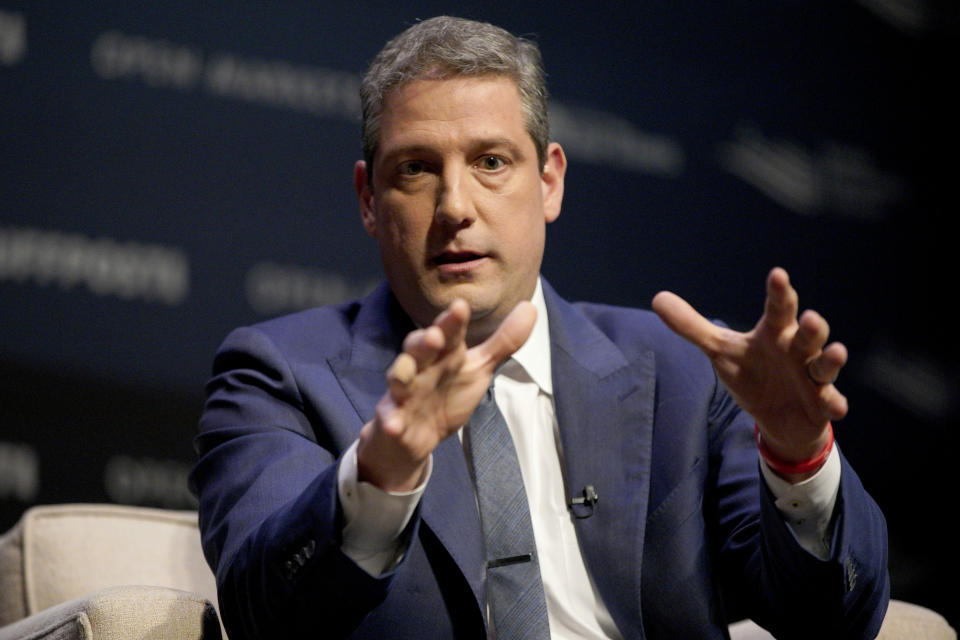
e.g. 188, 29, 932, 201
378, 137, 528, 167
377, 144, 437, 167
468, 137, 527, 159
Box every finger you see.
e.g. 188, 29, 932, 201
790, 309, 829, 360
402, 325, 446, 368
432, 298, 470, 357
823, 385, 849, 421
811, 380, 849, 423
807, 341, 848, 386
762, 267, 799, 331
651, 291, 723, 355
472, 301, 537, 369
386, 352, 417, 402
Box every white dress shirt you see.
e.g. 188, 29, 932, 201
338, 278, 841, 637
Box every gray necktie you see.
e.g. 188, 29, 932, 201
467, 385, 550, 639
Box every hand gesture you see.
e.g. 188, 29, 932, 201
652, 268, 846, 475
357, 299, 537, 492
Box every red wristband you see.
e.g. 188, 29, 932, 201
754, 422, 834, 476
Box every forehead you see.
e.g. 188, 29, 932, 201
377, 75, 528, 147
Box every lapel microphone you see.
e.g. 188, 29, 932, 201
568, 485, 599, 519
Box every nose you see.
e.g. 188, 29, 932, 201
434, 166, 475, 228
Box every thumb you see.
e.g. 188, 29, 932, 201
652, 291, 720, 354
475, 301, 537, 368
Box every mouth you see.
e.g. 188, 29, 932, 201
430, 250, 489, 274
432, 250, 485, 264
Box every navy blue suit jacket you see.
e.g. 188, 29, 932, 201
190, 279, 889, 639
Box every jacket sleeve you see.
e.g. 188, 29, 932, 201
188, 326, 415, 639
709, 380, 890, 639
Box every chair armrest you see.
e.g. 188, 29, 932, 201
877, 600, 956, 640
0, 585, 222, 640
729, 599, 956, 640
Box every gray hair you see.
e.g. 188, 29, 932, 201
360, 16, 549, 181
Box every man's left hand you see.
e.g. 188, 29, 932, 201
652, 267, 846, 480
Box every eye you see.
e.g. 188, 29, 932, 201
478, 155, 506, 171
398, 160, 424, 176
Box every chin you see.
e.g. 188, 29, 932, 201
428, 283, 494, 311
457, 292, 501, 320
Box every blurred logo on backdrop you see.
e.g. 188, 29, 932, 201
0, 442, 39, 503
0, 226, 189, 306
718, 125, 906, 219
103, 455, 196, 509
0, 9, 26, 67
244, 261, 378, 316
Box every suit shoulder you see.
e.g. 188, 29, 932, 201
570, 301, 694, 356
219, 299, 362, 363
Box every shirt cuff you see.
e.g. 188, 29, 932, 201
760, 443, 842, 560
337, 439, 431, 576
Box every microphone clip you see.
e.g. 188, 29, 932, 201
569, 484, 599, 519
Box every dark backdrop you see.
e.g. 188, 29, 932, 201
2, 1, 956, 627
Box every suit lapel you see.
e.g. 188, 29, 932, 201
328, 284, 487, 614
327, 284, 408, 433
543, 281, 655, 638
329, 280, 656, 632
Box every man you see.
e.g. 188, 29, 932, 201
190, 16, 889, 639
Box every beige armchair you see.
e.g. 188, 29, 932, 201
728, 599, 956, 639
1, 503, 954, 639
0, 504, 223, 640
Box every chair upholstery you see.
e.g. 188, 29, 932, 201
729, 599, 957, 640
2, 503, 954, 639
875, 601, 957, 640
0, 504, 223, 640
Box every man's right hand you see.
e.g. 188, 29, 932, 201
356, 298, 537, 492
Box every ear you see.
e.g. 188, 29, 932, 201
540, 142, 566, 224
354, 160, 377, 237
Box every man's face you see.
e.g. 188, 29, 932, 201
355, 75, 566, 344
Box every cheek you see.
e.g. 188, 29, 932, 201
503, 191, 547, 236
377, 203, 429, 261
498, 214, 545, 271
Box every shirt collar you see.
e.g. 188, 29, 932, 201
503, 277, 553, 395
